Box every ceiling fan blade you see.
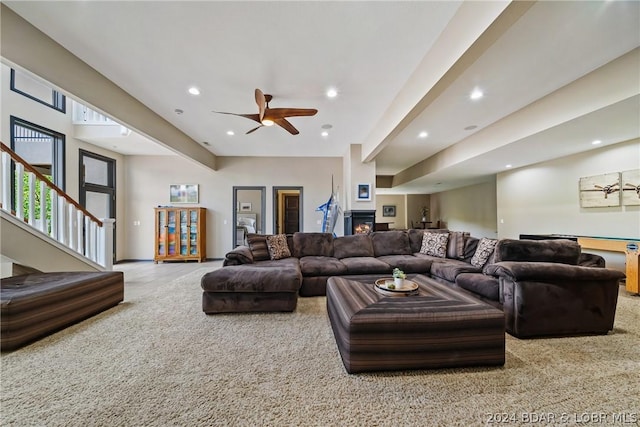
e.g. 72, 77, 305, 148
274, 118, 299, 135
213, 111, 261, 123
255, 88, 266, 122
246, 125, 263, 134
266, 108, 318, 119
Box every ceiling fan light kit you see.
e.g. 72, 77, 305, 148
214, 88, 317, 135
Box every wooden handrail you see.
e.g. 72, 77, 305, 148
0, 141, 103, 226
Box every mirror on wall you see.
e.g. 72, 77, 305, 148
273, 187, 303, 234
233, 186, 266, 247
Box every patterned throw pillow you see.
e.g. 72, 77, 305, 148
470, 237, 498, 267
266, 234, 291, 260
419, 232, 449, 258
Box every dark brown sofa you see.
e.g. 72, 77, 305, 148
209, 230, 625, 337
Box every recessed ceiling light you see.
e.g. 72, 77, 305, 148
174, 108, 184, 115
326, 88, 338, 98
321, 131, 329, 137
188, 87, 200, 95
226, 130, 235, 136
506, 164, 512, 168
470, 88, 483, 100
464, 125, 478, 131
418, 131, 428, 138
592, 139, 602, 145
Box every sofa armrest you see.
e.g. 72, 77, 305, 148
223, 245, 254, 266
578, 252, 606, 268
486, 261, 625, 282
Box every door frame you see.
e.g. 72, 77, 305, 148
272, 186, 303, 234
79, 149, 116, 261
233, 186, 266, 247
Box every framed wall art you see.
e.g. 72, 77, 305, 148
239, 202, 252, 212
382, 205, 396, 217
579, 173, 620, 208
621, 169, 640, 206
357, 183, 371, 201
169, 184, 199, 204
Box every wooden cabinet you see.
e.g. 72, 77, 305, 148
154, 207, 206, 263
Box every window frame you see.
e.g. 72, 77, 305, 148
10, 68, 66, 113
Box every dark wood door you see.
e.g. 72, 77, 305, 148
284, 195, 299, 234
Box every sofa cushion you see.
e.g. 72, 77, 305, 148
201, 265, 301, 293
408, 229, 426, 253
420, 232, 449, 258
447, 231, 470, 259
430, 259, 482, 282
247, 234, 270, 261
299, 256, 347, 276
266, 234, 291, 260
339, 257, 391, 274
495, 239, 581, 265
461, 237, 480, 262
470, 238, 498, 268
293, 232, 334, 258
333, 234, 374, 259
370, 231, 412, 256
456, 273, 500, 301
223, 245, 254, 266
376, 254, 432, 274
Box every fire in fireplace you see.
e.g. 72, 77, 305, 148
344, 210, 376, 235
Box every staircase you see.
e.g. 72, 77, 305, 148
1, 142, 113, 276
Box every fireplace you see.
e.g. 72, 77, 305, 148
344, 210, 376, 235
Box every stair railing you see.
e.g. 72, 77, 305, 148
0, 142, 113, 270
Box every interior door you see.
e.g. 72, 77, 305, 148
283, 195, 299, 234
79, 150, 116, 262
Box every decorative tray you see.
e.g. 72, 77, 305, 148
374, 278, 419, 296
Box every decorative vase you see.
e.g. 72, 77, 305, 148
394, 277, 405, 288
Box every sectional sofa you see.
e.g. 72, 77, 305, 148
202, 229, 625, 337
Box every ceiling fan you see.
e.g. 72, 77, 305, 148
214, 88, 318, 135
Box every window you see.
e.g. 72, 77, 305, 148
10, 68, 66, 113
10, 116, 65, 190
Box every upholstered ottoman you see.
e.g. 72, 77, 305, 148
1, 271, 124, 351
326, 275, 505, 373
201, 265, 301, 313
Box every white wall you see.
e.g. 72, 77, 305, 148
497, 139, 640, 270
124, 155, 343, 260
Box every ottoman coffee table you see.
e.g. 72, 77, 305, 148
326, 275, 505, 373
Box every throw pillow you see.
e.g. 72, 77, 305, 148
266, 234, 291, 260
419, 232, 449, 258
247, 234, 270, 261
470, 237, 498, 268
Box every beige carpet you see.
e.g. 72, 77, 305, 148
1, 269, 639, 426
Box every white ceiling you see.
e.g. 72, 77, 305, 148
5, 1, 640, 194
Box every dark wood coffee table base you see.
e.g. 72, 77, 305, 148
327, 275, 505, 373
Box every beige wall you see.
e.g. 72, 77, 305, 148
375, 194, 405, 229
124, 155, 343, 259
431, 178, 498, 238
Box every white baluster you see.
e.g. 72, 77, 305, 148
1, 152, 11, 212
15, 163, 24, 220
76, 209, 84, 254
50, 192, 58, 239
68, 203, 76, 250
27, 172, 36, 226
39, 181, 47, 234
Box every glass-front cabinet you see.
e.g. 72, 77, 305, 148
154, 207, 206, 262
